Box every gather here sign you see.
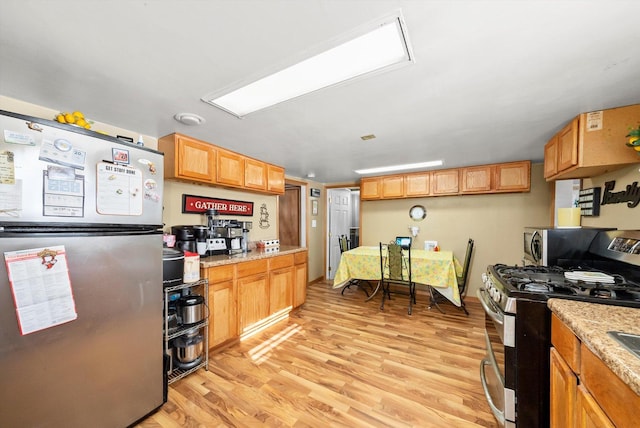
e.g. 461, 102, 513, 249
182, 194, 254, 216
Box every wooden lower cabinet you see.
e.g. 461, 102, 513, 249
238, 272, 269, 333
575, 384, 614, 428
205, 265, 237, 348
550, 314, 635, 427
269, 254, 294, 314
293, 251, 308, 307
550, 347, 577, 428
204, 250, 308, 350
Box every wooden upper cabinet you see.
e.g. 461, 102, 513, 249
158, 133, 216, 183
267, 164, 285, 195
461, 165, 492, 193
360, 177, 382, 200
159, 132, 285, 195
495, 161, 530, 192
544, 135, 559, 178
432, 169, 460, 195
557, 118, 579, 173
244, 158, 267, 191
361, 160, 530, 201
544, 104, 640, 181
216, 147, 244, 187
404, 172, 431, 197
381, 175, 404, 199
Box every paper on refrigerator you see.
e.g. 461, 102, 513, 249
4, 245, 77, 335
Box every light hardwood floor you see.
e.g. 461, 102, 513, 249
139, 281, 498, 427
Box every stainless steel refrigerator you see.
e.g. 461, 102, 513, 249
0, 110, 165, 427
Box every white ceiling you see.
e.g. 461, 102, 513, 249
2, 1, 639, 184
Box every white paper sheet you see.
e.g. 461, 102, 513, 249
4, 245, 77, 335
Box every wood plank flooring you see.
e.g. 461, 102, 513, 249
138, 281, 498, 427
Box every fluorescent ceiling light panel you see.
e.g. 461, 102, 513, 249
355, 160, 444, 175
202, 13, 413, 117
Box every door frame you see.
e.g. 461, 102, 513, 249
324, 183, 360, 281
281, 178, 307, 248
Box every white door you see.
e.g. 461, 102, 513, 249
326, 188, 351, 280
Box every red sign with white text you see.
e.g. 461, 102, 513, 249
182, 194, 254, 216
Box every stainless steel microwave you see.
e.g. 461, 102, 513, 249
523, 227, 614, 266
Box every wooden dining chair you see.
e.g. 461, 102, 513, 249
339, 235, 370, 297
379, 242, 416, 315
428, 238, 474, 315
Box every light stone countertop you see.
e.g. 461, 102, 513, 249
199, 246, 306, 268
547, 299, 640, 396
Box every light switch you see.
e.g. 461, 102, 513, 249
311, 219, 317, 228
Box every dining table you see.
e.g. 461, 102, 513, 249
332, 245, 463, 307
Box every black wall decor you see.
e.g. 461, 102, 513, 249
601, 180, 640, 208
578, 187, 601, 216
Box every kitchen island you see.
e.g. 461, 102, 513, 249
200, 246, 308, 350
548, 299, 640, 427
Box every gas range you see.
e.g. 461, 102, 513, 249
484, 229, 640, 313
478, 230, 640, 427
486, 263, 640, 311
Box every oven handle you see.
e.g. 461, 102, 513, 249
484, 330, 505, 385
480, 359, 506, 426
477, 289, 504, 326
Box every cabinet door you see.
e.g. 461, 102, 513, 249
217, 147, 244, 187
575, 384, 614, 428
208, 278, 236, 348
204, 265, 237, 348
432, 169, 460, 195
237, 273, 269, 333
495, 161, 530, 192
267, 164, 285, 194
557, 118, 579, 173
269, 267, 293, 313
165, 134, 216, 182
404, 172, 430, 197
461, 165, 492, 193
544, 135, 559, 178
244, 158, 267, 191
381, 175, 404, 199
550, 347, 577, 428
293, 261, 308, 308
360, 177, 381, 200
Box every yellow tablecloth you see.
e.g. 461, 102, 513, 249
333, 246, 463, 306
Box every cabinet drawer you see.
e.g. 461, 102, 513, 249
269, 254, 294, 270
207, 264, 235, 282
294, 251, 307, 265
551, 314, 581, 373
237, 259, 268, 278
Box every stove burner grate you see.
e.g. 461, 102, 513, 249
491, 263, 640, 304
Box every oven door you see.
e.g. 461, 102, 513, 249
478, 289, 516, 427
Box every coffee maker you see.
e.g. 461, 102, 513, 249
202, 210, 251, 255
200, 209, 226, 256
216, 219, 244, 255
171, 226, 196, 253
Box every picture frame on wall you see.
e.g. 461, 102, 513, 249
312, 200, 318, 216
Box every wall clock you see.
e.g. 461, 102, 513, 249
409, 204, 426, 221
